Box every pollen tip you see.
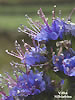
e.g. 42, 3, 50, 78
25, 14, 28, 18
15, 40, 18, 44
5, 49, 8, 53
54, 5, 56, 8
22, 39, 24, 43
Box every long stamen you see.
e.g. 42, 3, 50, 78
11, 50, 18, 56
67, 8, 75, 21
11, 61, 25, 68
15, 43, 22, 56
27, 21, 39, 34
18, 27, 35, 37
0, 92, 7, 97
52, 5, 56, 20
24, 25, 38, 35
25, 14, 40, 32
1, 76, 15, 88
59, 10, 61, 18
37, 8, 49, 26
23, 29, 36, 37
24, 43, 31, 50
4, 72, 17, 86
15, 40, 24, 57
5, 50, 22, 59
22, 40, 29, 47
34, 21, 43, 28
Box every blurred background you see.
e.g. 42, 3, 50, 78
0, 0, 75, 99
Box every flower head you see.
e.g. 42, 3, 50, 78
6, 40, 48, 67
52, 43, 75, 76
18, 8, 67, 42
51, 18, 65, 39
0, 69, 46, 98
62, 56, 75, 76
9, 70, 46, 96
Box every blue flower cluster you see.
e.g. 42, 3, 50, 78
5, 40, 48, 68
52, 45, 75, 76
9, 70, 46, 97
34, 17, 75, 42
0, 70, 46, 100
63, 56, 75, 76
34, 17, 66, 41
18, 8, 75, 42
21, 46, 48, 66
1, 6, 75, 100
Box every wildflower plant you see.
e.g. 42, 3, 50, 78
0, 5, 75, 100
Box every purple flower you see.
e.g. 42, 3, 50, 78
1, 70, 46, 97
6, 40, 48, 67
0, 67, 55, 99
21, 51, 47, 66
18, 8, 66, 42
52, 53, 75, 76
62, 56, 75, 76
51, 18, 65, 39
34, 25, 58, 41
9, 70, 46, 96
52, 54, 64, 72
34, 17, 65, 41
17, 7, 75, 42
65, 22, 75, 37
63, 48, 75, 59
71, 23, 75, 37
